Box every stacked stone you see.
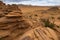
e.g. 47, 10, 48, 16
0, 10, 23, 39
19, 27, 59, 40
0, 11, 32, 40
0, 1, 23, 40
0, 1, 32, 40
0, 1, 60, 40
0, 1, 5, 6
48, 7, 59, 11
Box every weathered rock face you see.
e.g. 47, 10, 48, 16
0, 1, 60, 40
48, 7, 59, 11
18, 27, 59, 40
0, 1, 6, 17
0, 1, 22, 17
0, 1, 26, 40
0, 1, 5, 5
0, 1, 34, 40
7, 4, 21, 12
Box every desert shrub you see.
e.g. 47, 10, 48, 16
59, 26, 60, 28
41, 18, 55, 28
29, 15, 32, 19
57, 26, 60, 28
35, 14, 38, 16
0, 7, 2, 9
51, 17, 54, 19
0, 38, 2, 40
57, 17, 60, 20
29, 16, 31, 17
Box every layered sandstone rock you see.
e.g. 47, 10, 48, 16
0, 1, 60, 40
48, 7, 59, 11
17, 27, 59, 40
0, 1, 5, 6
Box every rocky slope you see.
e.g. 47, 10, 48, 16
0, 1, 60, 40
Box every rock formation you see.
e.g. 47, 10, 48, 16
48, 7, 59, 11
0, 1, 60, 40
0, 1, 5, 5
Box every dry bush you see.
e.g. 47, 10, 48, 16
57, 17, 60, 20
41, 18, 55, 28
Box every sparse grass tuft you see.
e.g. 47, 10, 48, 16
41, 18, 55, 28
